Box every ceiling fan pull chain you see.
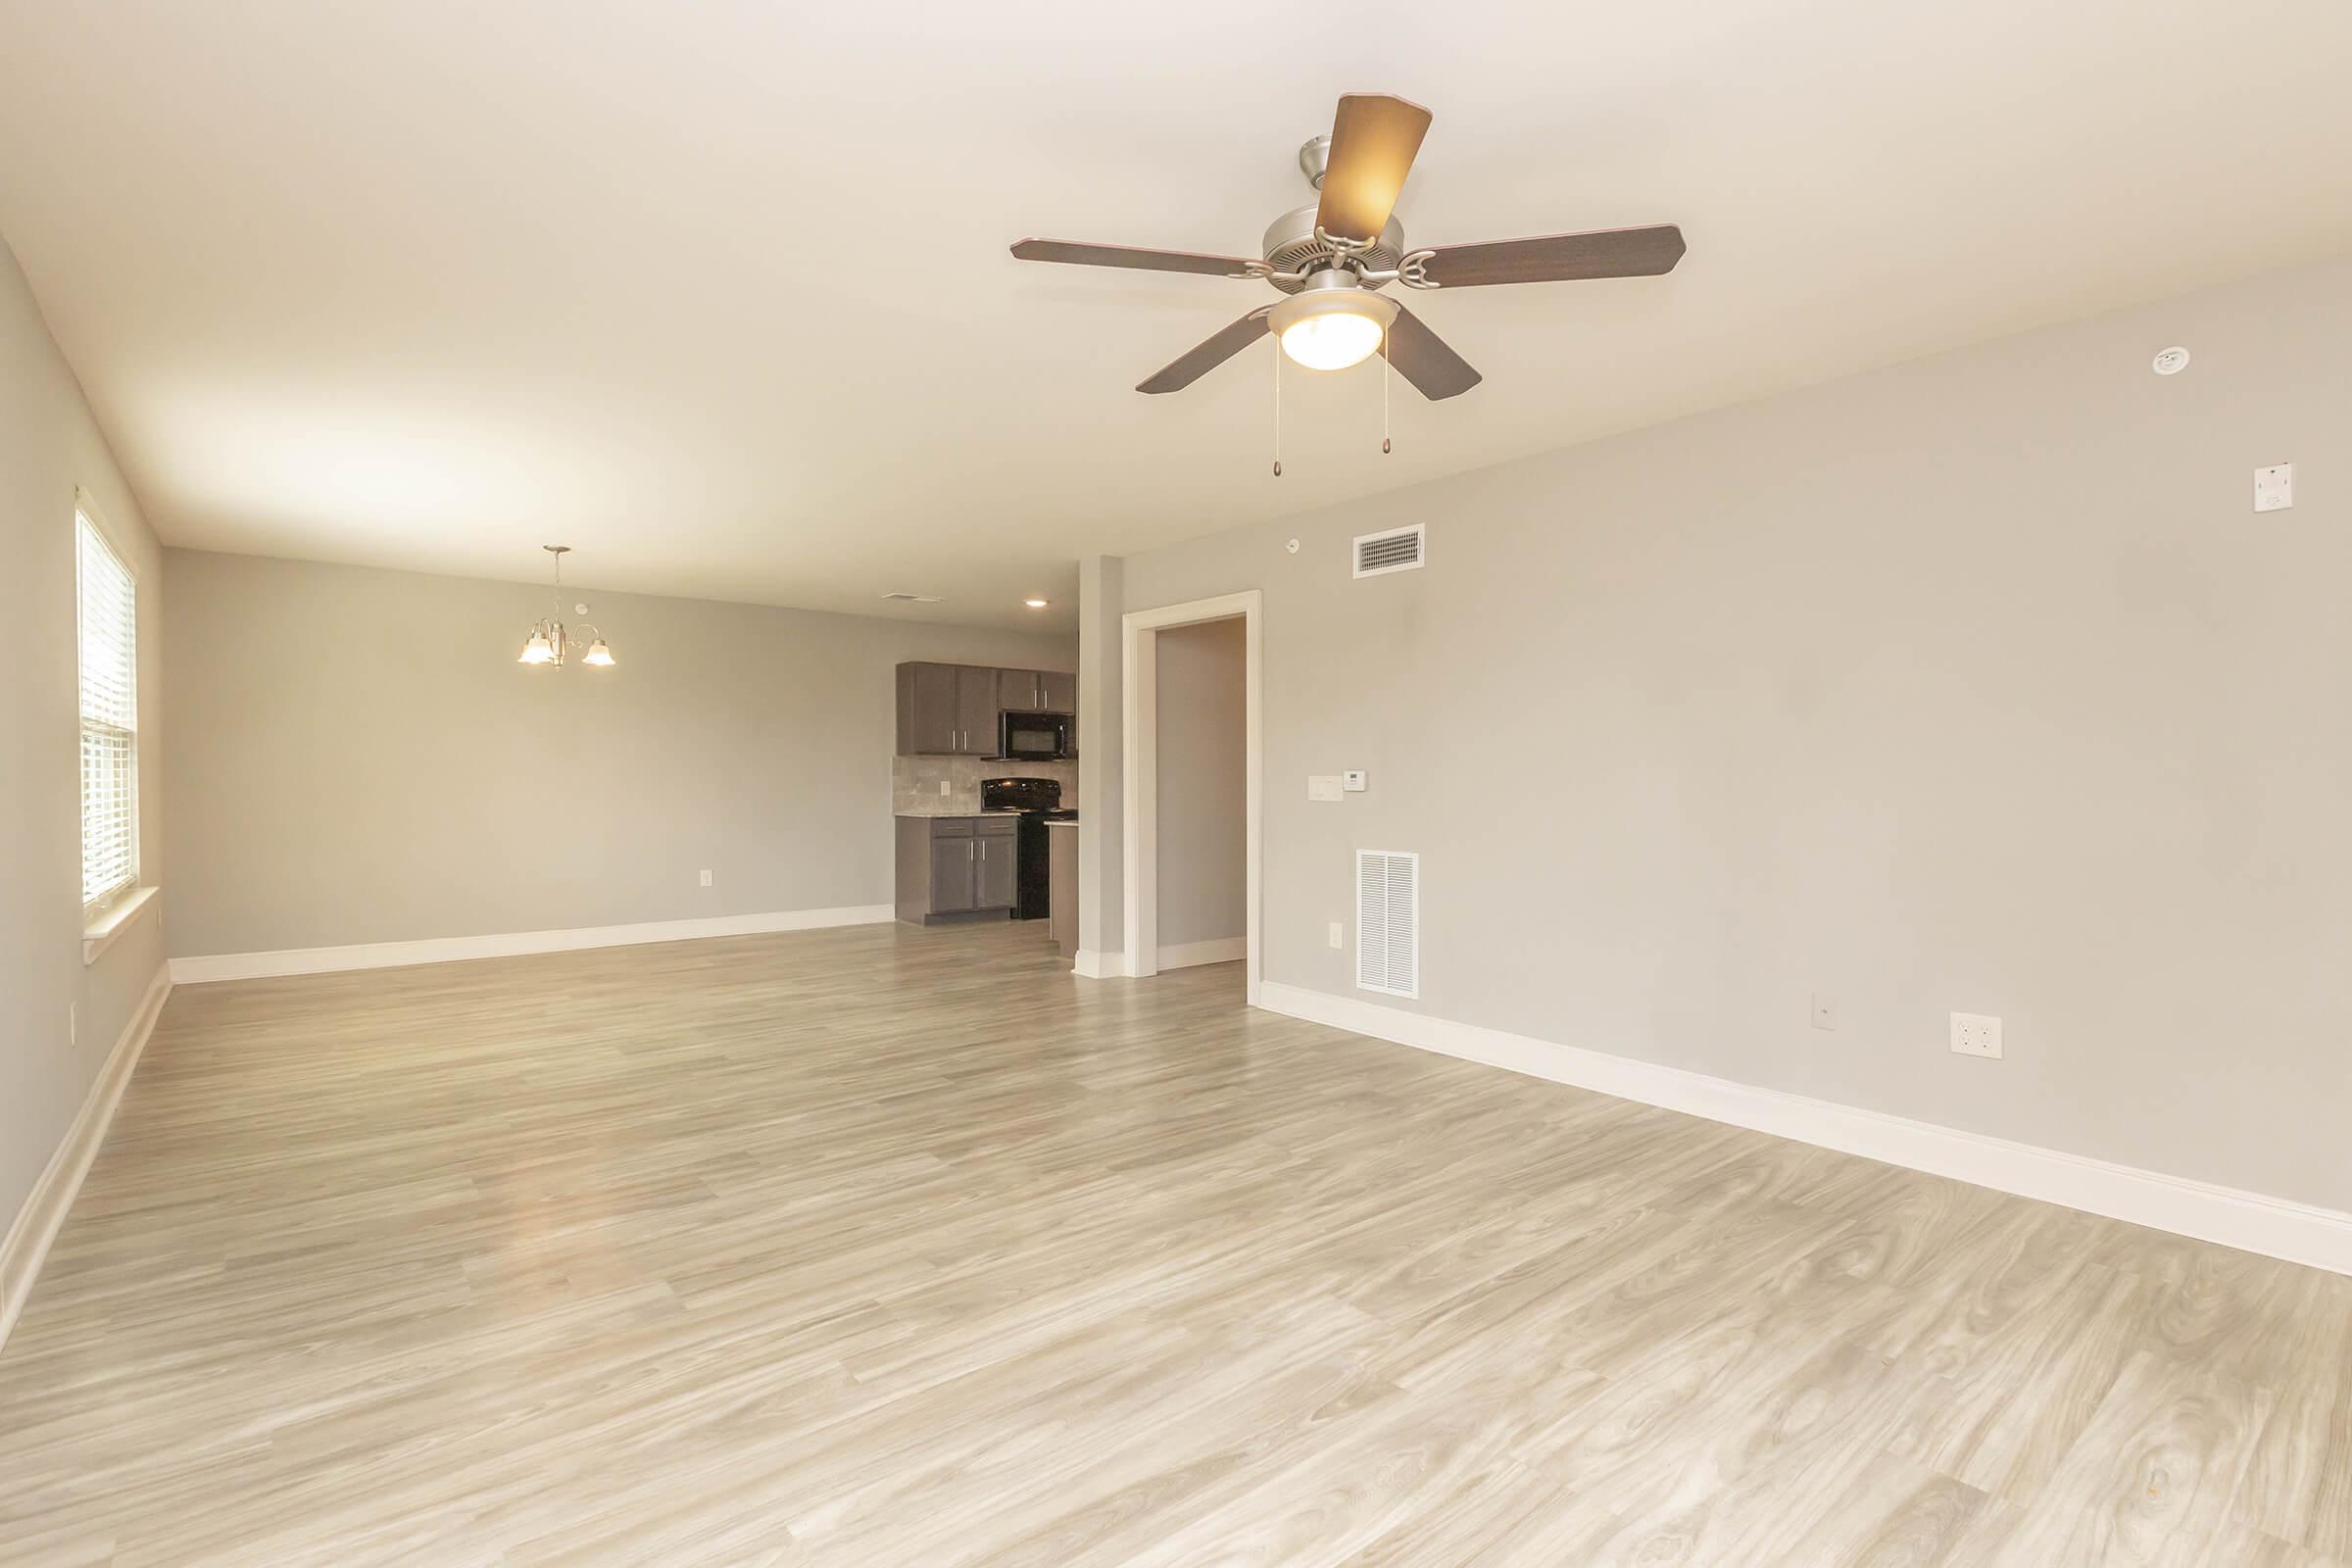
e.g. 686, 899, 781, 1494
1382, 319, 1393, 455
1272, 340, 1284, 477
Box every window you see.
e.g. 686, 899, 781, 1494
77, 505, 138, 907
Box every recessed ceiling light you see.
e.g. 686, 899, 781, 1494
1024, 598, 1050, 609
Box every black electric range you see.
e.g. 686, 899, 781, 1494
981, 777, 1074, 921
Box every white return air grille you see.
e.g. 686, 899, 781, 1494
1355, 850, 1420, 999
1352, 523, 1425, 578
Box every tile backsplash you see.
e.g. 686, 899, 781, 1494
893, 755, 1079, 815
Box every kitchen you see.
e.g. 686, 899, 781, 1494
889, 662, 1082, 957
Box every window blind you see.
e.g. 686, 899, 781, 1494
77, 510, 139, 906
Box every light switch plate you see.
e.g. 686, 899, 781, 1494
1328, 921, 1345, 950
1950, 1011, 2002, 1059
1342, 770, 1368, 792
1307, 775, 1343, 802
2255, 463, 2294, 513
699, 869, 713, 888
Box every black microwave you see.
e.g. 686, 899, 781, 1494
999, 710, 1073, 760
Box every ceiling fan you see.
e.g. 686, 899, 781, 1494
1010, 93, 1686, 402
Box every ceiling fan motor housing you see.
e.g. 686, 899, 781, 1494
1260, 203, 1406, 294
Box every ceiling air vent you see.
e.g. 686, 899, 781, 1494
879, 592, 944, 604
1353, 523, 1425, 579
1355, 849, 1420, 999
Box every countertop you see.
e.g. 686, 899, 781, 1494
894, 808, 1026, 819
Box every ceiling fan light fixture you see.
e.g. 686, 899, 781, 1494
1269, 286, 1398, 372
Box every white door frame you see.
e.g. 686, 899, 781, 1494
1121, 590, 1262, 1004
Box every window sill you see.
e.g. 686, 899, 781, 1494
83, 884, 160, 966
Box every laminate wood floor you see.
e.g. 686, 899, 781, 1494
4, 922, 2348, 1566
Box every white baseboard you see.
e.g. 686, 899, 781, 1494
1072, 949, 1129, 979
170, 904, 896, 984
1255, 982, 2352, 1278
1, 963, 172, 1354
1157, 936, 1247, 971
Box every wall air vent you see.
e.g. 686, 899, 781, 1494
1355, 849, 1420, 999
879, 592, 944, 604
1352, 523, 1425, 578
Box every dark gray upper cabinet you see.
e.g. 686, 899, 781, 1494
999, 669, 1045, 713
955, 667, 997, 756
896, 662, 959, 755
896, 662, 1080, 756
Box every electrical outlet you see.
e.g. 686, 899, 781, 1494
1950, 1011, 2003, 1059
939, 779, 952, 796
1810, 993, 1837, 1031
699, 869, 713, 888
1328, 921, 1345, 950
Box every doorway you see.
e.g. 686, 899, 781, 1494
1120, 590, 1262, 1004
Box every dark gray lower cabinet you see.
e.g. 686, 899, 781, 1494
896, 815, 1018, 924
975, 828, 1018, 910
930, 835, 976, 914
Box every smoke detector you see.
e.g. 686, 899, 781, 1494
2152, 346, 2190, 376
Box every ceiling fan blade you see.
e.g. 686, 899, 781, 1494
1314, 93, 1432, 242
1416, 225, 1687, 288
1011, 238, 1265, 278
1379, 304, 1481, 401
1137, 308, 1274, 394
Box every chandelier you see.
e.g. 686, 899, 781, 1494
516, 545, 615, 668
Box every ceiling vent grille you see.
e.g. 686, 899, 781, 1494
1355, 849, 1420, 999
1352, 523, 1425, 578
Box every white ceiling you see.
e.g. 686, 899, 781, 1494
3, 1, 2347, 631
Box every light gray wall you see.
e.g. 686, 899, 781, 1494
1075, 555, 1124, 956
1, 236, 168, 1230
164, 550, 1075, 956
1154, 617, 1246, 953
1103, 254, 2352, 1212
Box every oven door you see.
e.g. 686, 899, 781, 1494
999, 710, 1071, 760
